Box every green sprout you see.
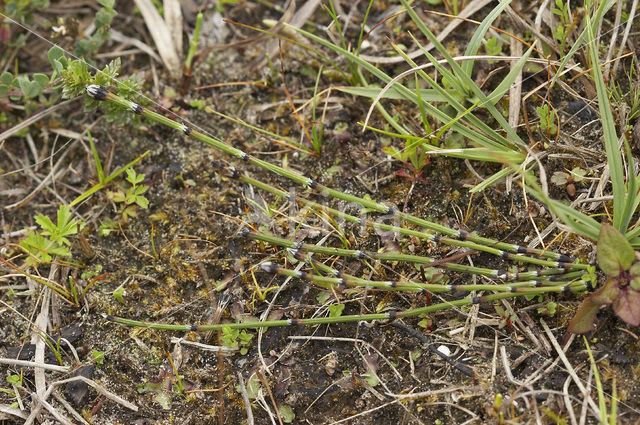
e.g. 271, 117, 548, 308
19, 204, 82, 266
106, 168, 149, 222
221, 325, 254, 355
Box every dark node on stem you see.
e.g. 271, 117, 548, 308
432, 234, 441, 243
501, 251, 509, 259
471, 296, 482, 304
457, 231, 468, 241
307, 179, 318, 189
130, 102, 143, 114
516, 245, 528, 254
510, 287, 517, 293
496, 270, 507, 279
260, 262, 278, 273
241, 152, 250, 161
557, 262, 569, 269
387, 206, 396, 215
562, 285, 570, 293
355, 250, 366, 259
549, 275, 560, 282
449, 284, 458, 292
85, 84, 108, 101
535, 280, 543, 287
104, 314, 115, 321
182, 125, 192, 136
288, 318, 299, 326
388, 280, 397, 288
337, 278, 347, 289
387, 311, 397, 320
294, 241, 304, 250
239, 228, 251, 237
558, 254, 573, 263
189, 325, 199, 331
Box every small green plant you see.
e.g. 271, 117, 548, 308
584, 337, 618, 424
550, 167, 586, 197
73, 0, 117, 57
106, 168, 149, 222
19, 205, 82, 266
310, 66, 324, 154
220, 325, 254, 355
92, 349, 105, 366
537, 301, 558, 317
328, 303, 345, 318
112, 284, 125, 303
2, 0, 49, 23
494, 304, 514, 331
536, 103, 557, 136
485, 35, 503, 63
552, 0, 571, 54
382, 137, 429, 173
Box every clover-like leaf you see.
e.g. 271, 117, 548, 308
597, 224, 634, 276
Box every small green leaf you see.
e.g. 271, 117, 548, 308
112, 285, 125, 303
33, 73, 49, 88
316, 291, 331, 304
328, 303, 345, 317
92, 349, 105, 366
17, 77, 40, 98
279, 404, 295, 423
597, 224, 634, 276
6, 374, 21, 386
0, 71, 12, 85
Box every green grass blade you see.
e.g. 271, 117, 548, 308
461, 0, 513, 78
87, 129, 104, 184
585, 9, 625, 231
487, 44, 535, 104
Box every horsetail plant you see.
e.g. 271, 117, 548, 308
69, 79, 596, 333
45, 0, 631, 337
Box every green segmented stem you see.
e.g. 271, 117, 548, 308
259, 261, 590, 294
84, 85, 577, 264
246, 230, 574, 281
223, 166, 588, 271
103, 280, 589, 332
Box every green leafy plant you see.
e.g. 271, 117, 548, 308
220, 325, 254, 355
2, 0, 49, 23
537, 301, 557, 317
550, 167, 586, 196
328, 303, 345, 318
106, 168, 149, 222
536, 103, 557, 136
552, 0, 571, 54
19, 205, 82, 266
74, 0, 117, 57
92, 349, 105, 366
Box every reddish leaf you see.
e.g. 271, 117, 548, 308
568, 279, 619, 334
613, 288, 640, 327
